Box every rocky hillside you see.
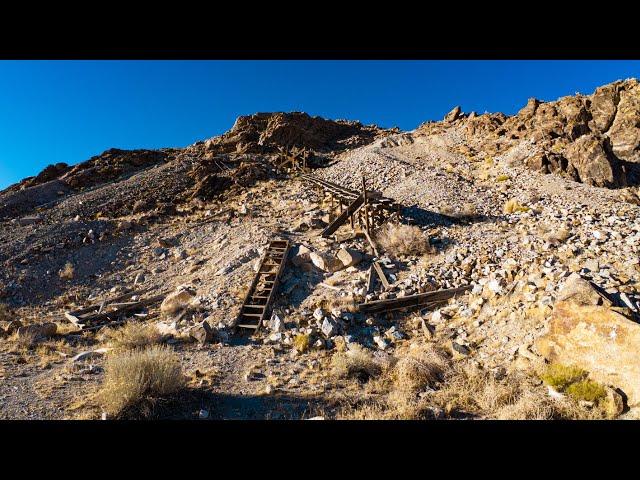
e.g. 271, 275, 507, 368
440, 78, 640, 189
1, 81, 639, 420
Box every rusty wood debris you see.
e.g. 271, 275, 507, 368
358, 285, 472, 314
235, 239, 290, 332
64, 289, 165, 330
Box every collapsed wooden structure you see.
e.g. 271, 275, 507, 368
300, 174, 402, 240
64, 288, 164, 331
275, 146, 311, 174
234, 239, 290, 332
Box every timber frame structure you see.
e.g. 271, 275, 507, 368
300, 174, 402, 241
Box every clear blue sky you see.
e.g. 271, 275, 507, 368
1, 60, 639, 189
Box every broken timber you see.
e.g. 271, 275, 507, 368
358, 285, 471, 314
321, 193, 364, 237
372, 261, 391, 289
64, 288, 164, 329
235, 239, 290, 332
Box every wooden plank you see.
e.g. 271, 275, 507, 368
67, 288, 151, 317
366, 266, 375, 294
372, 262, 391, 289
363, 228, 380, 257
358, 285, 472, 314
79, 294, 165, 325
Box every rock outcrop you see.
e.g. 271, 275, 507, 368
201, 112, 387, 154
536, 274, 640, 408
462, 78, 640, 188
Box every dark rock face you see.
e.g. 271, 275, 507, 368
464, 78, 640, 188
202, 112, 386, 154
60, 148, 172, 190
563, 134, 624, 188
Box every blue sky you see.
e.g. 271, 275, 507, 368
1, 60, 639, 189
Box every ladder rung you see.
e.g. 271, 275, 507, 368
243, 305, 266, 309
237, 323, 260, 329
240, 313, 263, 318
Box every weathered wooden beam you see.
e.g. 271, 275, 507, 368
321, 193, 364, 237
363, 228, 380, 257
366, 266, 375, 294
372, 261, 391, 289
358, 285, 471, 314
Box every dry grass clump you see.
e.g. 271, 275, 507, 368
539, 363, 607, 405
98, 345, 185, 418
337, 355, 604, 420
376, 223, 433, 257
431, 363, 601, 419
503, 199, 530, 214
391, 343, 450, 395
99, 322, 163, 352
293, 333, 310, 353
318, 294, 358, 313
496, 174, 511, 182
5, 330, 38, 353
539, 363, 587, 391
332, 344, 383, 382
59, 262, 75, 280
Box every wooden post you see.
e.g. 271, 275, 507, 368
362, 175, 370, 237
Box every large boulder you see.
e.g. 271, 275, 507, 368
160, 286, 196, 315
590, 82, 621, 133
608, 80, 640, 163
291, 245, 312, 267
444, 106, 463, 123
336, 247, 363, 268
556, 272, 612, 307
536, 300, 640, 408
309, 252, 343, 273
563, 134, 625, 187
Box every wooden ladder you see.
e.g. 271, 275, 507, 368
235, 240, 290, 332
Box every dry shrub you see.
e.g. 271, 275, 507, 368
503, 199, 529, 214
318, 294, 358, 313
99, 322, 162, 352
392, 343, 450, 395
377, 223, 433, 257
431, 363, 600, 419
59, 262, 75, 280
494, 389, 591, 420
98, 345, 185, 418
5, 330, 38, 353
332, 344, 383, 382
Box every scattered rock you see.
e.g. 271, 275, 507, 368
336, 247, 363, 268
189, 321, 214, 344
160, 286, 196, 315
